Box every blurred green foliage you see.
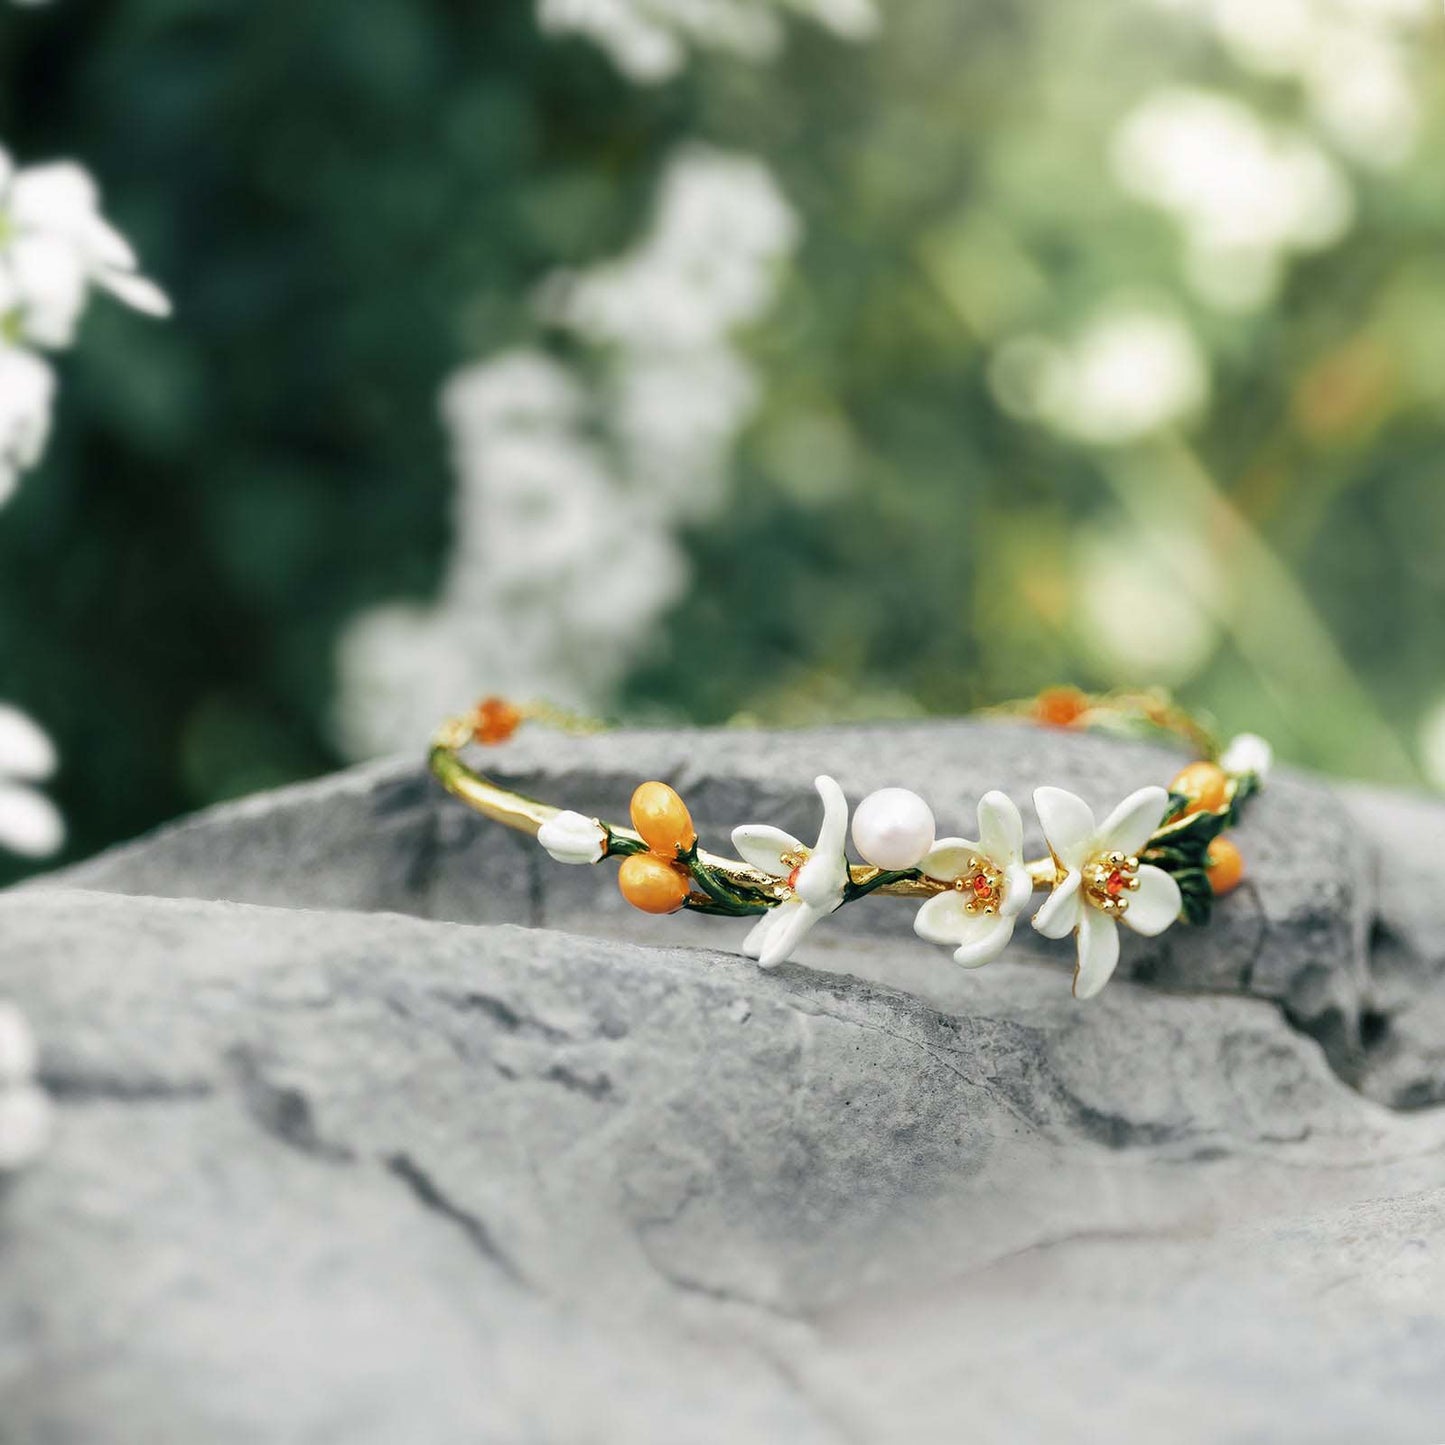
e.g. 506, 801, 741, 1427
2, 0, 1443, 884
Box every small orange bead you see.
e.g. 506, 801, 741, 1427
1206, 837, 1245, 897
472, 696, 522, 746
1170, 761, 1229, 816
1034, 686, 1089, 729
617, 853, 691, 915
630, 781, 697, 857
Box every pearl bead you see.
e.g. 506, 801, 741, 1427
851, 788, 935, 870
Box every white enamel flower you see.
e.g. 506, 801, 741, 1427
0, 152, 171, 351
732, 775, 849, 969
1220, 732, 1273, 782
0, 704, 63, 858
536, 809, 607, 865
913, 790, 1034, 968
1031, 785, 1182, 1000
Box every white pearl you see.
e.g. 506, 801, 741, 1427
851, 788, 935, 870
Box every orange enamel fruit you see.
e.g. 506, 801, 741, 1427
618, 853, 690, 914
1206, 837, 1245, 896
472, 696, 522, 746
1170, 761, 1229, 816
630, 781, 697, 856
1034, 686, 1089, 729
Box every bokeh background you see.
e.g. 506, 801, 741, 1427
2, 0, 1444, 885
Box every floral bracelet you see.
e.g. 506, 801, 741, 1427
428, 689, 1271, 1000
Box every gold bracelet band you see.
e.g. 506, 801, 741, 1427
428, 689, 1269, 1000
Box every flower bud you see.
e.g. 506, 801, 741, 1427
1219, 733, 1273, 783
536, 810, 607, 865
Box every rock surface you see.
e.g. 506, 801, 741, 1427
1, 719, 1443, 1443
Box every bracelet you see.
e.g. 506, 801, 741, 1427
428, 689, 1271, 1000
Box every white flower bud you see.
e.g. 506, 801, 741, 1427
1220, 733, 1273, 782
537, 810, 607, 865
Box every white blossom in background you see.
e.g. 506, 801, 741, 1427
0, 704, 63, 859
542, 148, 799, 518
0, 345, 55, 507
335, 352, 690, 752
990, 305, 1210, 445
0, 154, 170, 350
1111, 90, 1353, 312
1072, 524, 1221, 684
537, 0, 878, 83
337, 150, 799, 756
1140, 0, 1428, 169
0, 149, 170, 504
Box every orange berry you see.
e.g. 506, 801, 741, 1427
1034, 686, 1089, 729
1170, 761, 1229, 816
630, 780, 696, 857
617, 853, 691, 915
1206, 837, 1245, 897
472, 696, 522, 746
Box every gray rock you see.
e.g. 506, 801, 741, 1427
2, 720, 1443, 1444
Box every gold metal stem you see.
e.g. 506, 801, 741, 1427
428, 719, 1063, 902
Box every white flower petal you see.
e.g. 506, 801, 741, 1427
913, 889, 973, 945
11, 163, 99, 235
914, 891, 1014, 966
794, 851, 845, 909
1034, 786, 1096, 870
0, 782, 64, 857
731, 823, 803, 877
1121, 864, 1181, 937
812, 774, 849, 862
977, 790, 1023, 865
1073, 907, 1121, 1000
11, 236, 88, 349
1002, 863, 1035, 918
0, 704, 56, 781
1096, 784, 1171, 857
742, 906, 786, 959
793, 774, 849, 907
81, 214, 140, 274
953, 913, 1015, 969
96, 267, 171, 318
757, 900, 820, 969
919, 838, 979, 883
1032, 869, 1083, 939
